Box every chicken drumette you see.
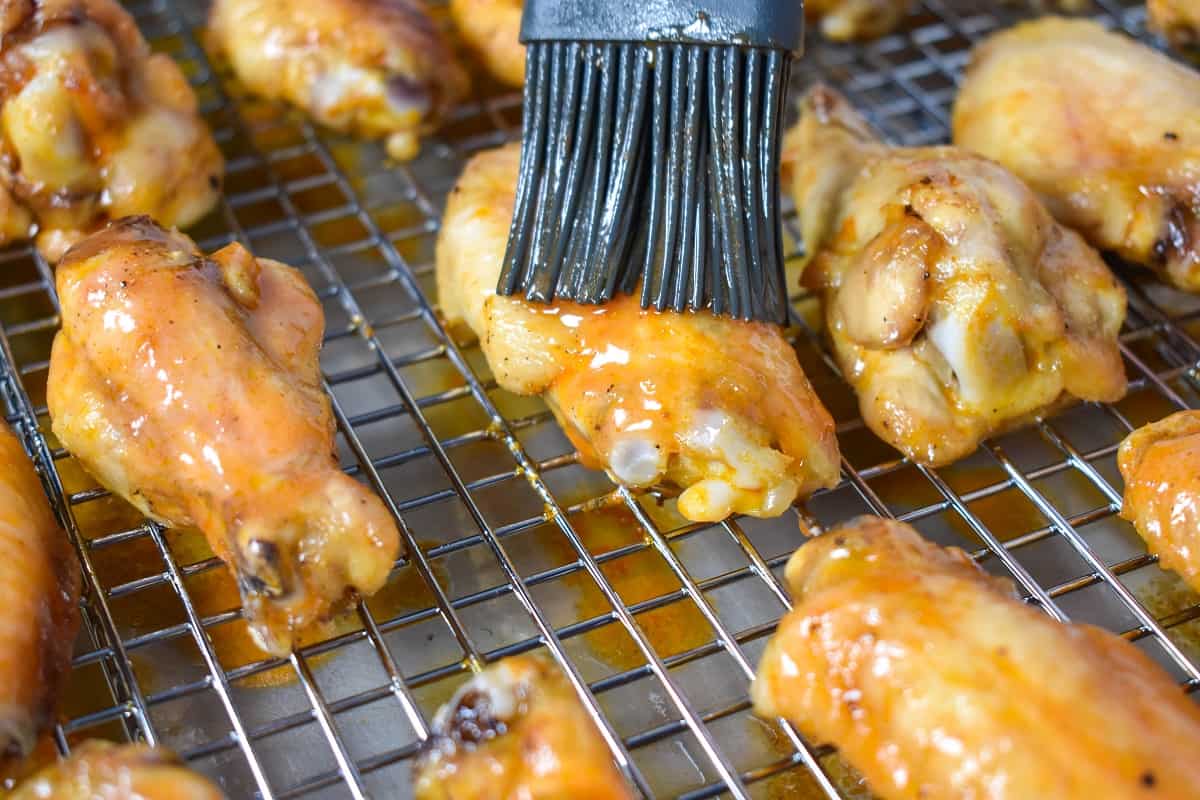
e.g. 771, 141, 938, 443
788, 87, 1126, 466
414, 655, 632, 800
9, 742, 225, 800
753, 516, 1200, 800
805, 0, 913, 41
208, 0, 468, 161
1149, 0, 1200, 52
437, 143, 840, 523
449, 0, 523, 87
47, 217, 401, 656
0, 0, 223, 261
0, 423, 79, 765
953, 18, 1200, 290
1119, 410, 1200, 593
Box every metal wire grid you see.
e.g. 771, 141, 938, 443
0, 0, 1197, 797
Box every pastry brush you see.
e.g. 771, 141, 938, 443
496, 0, 804, 323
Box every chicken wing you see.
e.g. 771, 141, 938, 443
805, 0, 913, 41
788, 86, 1126, 466
414, 655, 632, 800
0, 0, 223, 261
449, 0, 523, 87
208, 0, 468, 161
952, 18, 1200, 291
46, 217, 401, 656
0, 422, 79, 764
1119, 410, 1200, 593
437, 143, 840, 523
752, 515, 1200, 800
9, 741, 225, 800
1149, 0, 1199, 52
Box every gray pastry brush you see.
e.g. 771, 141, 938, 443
496, 0, 804, 323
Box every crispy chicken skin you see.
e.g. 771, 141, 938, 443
752, 516, 1200, 800
437, 144, 840, 522
449, 0, 523, 87
787, 87, 1126, 466
0, 0, 223, 262
208, 0, 468, 161
414, 655, 633, 800
1149, 0, 1200, 51
1119, 410, 1200, 593
46, 217, 401, 656
0, 423, 80, 765
9, 741, 225, 800
805, 0, 913, 41
952, 18, 1200, 291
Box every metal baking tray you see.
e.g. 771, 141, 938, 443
1, 0, 1197, 797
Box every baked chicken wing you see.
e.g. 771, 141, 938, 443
952, 18, 1200, 290
0, 423, 79, 765
1119, 410, 1200, 593
1149, 0, 1199, 51
208, 0, 468, 161
449, 0, 523, 87
805, 0, 913, 41
788, 87, 1126, 466
46, 217, 401, 656
414, 655, 632, 800
752, 515, 1200, 800
0, 0, 223, 261
9, 741, 225, 800
437, 143, 840, 523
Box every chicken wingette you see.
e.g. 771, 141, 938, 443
414, 655, 633, 800
753, 515, 1200, 800
448, 0, 523, 87
953, 18, 1200, 291
0, 0, 222, 261
0, 423, 79, 765
46, 217, 401, 656
805, 0, 913, 41
208, 0, 468, 161
1119, 410, 1200, 594
9, 741, 225, 800
788, 86, 1126, 466
437, 143, 840, 523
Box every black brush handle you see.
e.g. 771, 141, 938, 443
521, 0, 803, 51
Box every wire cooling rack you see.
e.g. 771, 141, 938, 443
2, 0, 1199, 797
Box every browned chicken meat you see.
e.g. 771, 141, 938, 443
0, 0, 223, 261
437, 143, 840, 523
805, 0, 913, 41
788, 87, 1127, 466
753, 515, 1200, 800
1149, 0, 1200, 51
953, 18, 1200, 291
9, 741, 225, 800
46, 217, 401, 656
449, 0, 523, 87
208, 0, 468, 161
1119, 410, 1200, 593
414, 655, 633, 800
0, 422, 79, 765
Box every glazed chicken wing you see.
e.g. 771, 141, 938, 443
805, 0, 913, 41
953, 18, 1200, 290
9, 741, 225, 800
788, 87, 1126, 466
0, 0, 223, 261
1150, 0, 1200, 52
414, 655, 632, 800
208, 0, 468, 161
0, 423, 79, 765
449, 0, 523, 87
752, 516, 1200, 800
1119, 410, 1200, 593
437, 143, 840, 523
46, 217, 401, 656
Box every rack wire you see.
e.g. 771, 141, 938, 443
1, 0, 1198, 797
